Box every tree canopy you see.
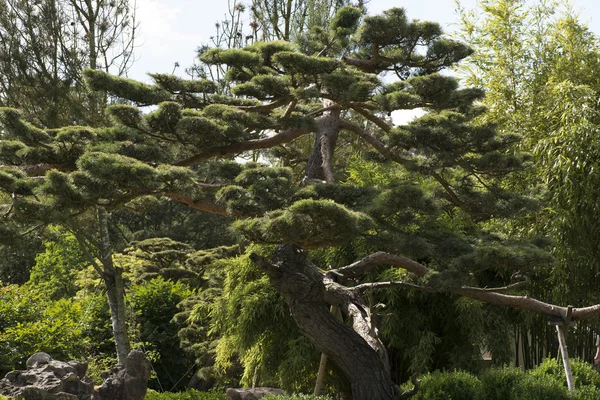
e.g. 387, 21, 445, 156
2, 2, 600, 399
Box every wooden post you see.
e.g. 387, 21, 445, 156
314, 305, 341, 396
556, 324, 574, 391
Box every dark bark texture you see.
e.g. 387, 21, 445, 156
251, 244, 399, 400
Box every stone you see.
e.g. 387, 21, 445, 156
225, 387, 286, 400
0, 354, 95, 400
95, 349, 152, 400
0, 350, 152, 400
25, 352, 53, 369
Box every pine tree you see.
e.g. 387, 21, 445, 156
2, 6, 598, 398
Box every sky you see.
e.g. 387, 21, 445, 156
129, 0, 600, 83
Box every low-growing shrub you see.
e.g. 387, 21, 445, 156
410, 370, 481, 400
144, 389, 225, 400
262, 395, 332, 400
510, 374, 569, 400
531, 358, 600, 391
476, 366, 525, 400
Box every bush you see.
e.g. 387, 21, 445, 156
262, 395, 331, 400
144, 389, 225, 400
531, 358, 600, 391
511, 374, 569, 400
411, 370, 481, 400
477, 366, 526, 400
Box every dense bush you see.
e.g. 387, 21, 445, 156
531, 358, 600, 391
144, 389, 225, 399
477, 367, 526, 400
405, 362, 596, 400
410, 370, 481, 400
262, 395, 332, 400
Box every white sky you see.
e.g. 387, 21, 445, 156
129, 0, 600, 83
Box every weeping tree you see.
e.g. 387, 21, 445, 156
4, 6, 600, 398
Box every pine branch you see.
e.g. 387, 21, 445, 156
162, 192, 231, 217
350, 105, 392, 133
330, 251, 429, 279
173, 127, 311, 167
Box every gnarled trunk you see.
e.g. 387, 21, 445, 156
251, 244, 398, 400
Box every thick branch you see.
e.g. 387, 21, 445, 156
163, 192, 232, 216
350, 105, 392, 133
331, 252, 429, 279
339, 120, 395, 159
1, 163, 74, 176
173, 127, 311, 167
352, 281, 436, 294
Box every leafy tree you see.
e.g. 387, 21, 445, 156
4, 5, 600, 399
457, 0, 600, 365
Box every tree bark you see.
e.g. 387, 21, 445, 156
98, 206, 131, 365
306, 103, 340, 182
251, 244, 399, 400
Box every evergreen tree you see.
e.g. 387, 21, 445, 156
3, 5, 600, 399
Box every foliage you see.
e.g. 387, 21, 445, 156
0, 284, 88, 374
29, 226, 88, 299
0, 1, 575, 397
130, 277, 195, 391
262, 395, 332, 400
143, 389, 225, 400
409, 370, 481, 400
531, 358, 600, 391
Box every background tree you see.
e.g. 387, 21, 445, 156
457, 0, 600, 366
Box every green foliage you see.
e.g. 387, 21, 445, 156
29, 227, 88, 299
0, 284, 88, 374
233, 199, 374, 248
262, 395, 332, 400
130, 277, 194, 391
144, 389, 225, 400
84, 69, 171, 105
410, 370, 481, 400
531, 358, 600, 391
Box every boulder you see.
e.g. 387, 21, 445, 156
225, 387, 286, 400
95, 349, 152, 400
0, 350, 152, 400
0, 352, 95, 400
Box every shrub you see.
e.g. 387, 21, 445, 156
262, 395, 331, 400
511, 374, 569, 400
476, 366, 526, 400
411, 370, 481, 400
144, 389, 225, 400
530, 358, 600, 391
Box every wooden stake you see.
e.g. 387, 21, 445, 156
556, 324, 574, 391
314, 305, 340, 396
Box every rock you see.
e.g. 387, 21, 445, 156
0, 350, 152, 400
95, 350, 151, 400
26, 352, 53, 369
0, 354, 95, 400
225, 387, 286, 400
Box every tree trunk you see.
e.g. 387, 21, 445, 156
98, 206, 131, 365
251, 244, 398, 400
306, 104, 340, 182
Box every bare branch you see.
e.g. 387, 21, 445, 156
352, 281, 436, 294
173, 127, 311, 167
350, 105, 392, 133
163, 192, 232, 217
331, 252, 429, 279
